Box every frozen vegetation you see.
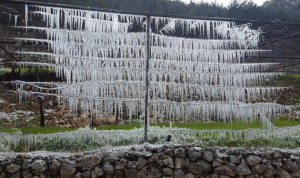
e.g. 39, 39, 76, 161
1, 125, 300, 151
0, 5, 298, 151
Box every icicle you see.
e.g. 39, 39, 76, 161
8, 13, 11, 24
14, 15, 18, 26
25, 4, 28, 27
10, 5, 290, 142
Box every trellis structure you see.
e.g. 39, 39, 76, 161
3, 1, 293, 140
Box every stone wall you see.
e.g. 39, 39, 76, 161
1, 144, 300, 178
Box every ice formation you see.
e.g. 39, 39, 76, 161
10, 5, 292, 125
1, 125, 300, 151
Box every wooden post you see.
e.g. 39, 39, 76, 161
271, 44, 274, 72
35, 67, 39, 81
116, 103, 119, 125
39, 96, 45, 127
283, 44, 285, 72
11, 64, 16, 75
35, 45, 39, 81
144, 15, 151, 142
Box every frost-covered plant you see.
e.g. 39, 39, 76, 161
10, 5, 291, 125
1, 125, 300, 152
3, 4, 298, 151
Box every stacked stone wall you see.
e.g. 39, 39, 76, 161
1, 144, 300, 178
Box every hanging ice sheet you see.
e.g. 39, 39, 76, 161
14, 5, 148, 118
12, 5, 291, 124
147, 16, 287, 122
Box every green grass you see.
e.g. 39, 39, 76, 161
0, 118, 295, 134
0, 121, 262, 134
20, 126, 78, 134
0, 68, 11, 74
1, 117, 300, 135
92, 123, 141, 131
273, 117, 300, 127
151, 120, 263, 130
0, 128, 19, 134
294, 94, 300, 103
278, 74, 300, 84
0, 67, 55, 75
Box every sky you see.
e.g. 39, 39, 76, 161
180, 0, 267, 7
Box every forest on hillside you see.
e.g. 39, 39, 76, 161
1, 0, 300, 23
24, 0, 300, 22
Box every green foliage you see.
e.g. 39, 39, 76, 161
0, 68, 56, 75
294, 94, 300, 103
274, 81, 285, 87
2, 117, 299, 134
93, 124, 141, 131
278, 75, 300, 84
0, 128, 19, 134
20, 126, 78, 134
273, 117, 300, 127
152, 120, 263, 130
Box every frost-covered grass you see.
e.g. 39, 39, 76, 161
1, 118, 300, 152
0, 68, 11, 74
1, 125, 300, 152
208, 137, 299, 148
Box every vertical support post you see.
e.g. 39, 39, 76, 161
271, 44, 274, 72
144, 15, 151, 142
11, 63, 16, 75
39, 96, 45, 127
35, 46, 39, 81
35, 67, 39, 81
282, 45, 285, 73
116, 103, 119, 125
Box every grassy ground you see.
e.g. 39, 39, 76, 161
0, 117, 298, 135
278, 74, 300, 84
0, 67, 55, 75
273, 117, 300, 127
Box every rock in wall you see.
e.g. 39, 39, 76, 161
1, 143, 300, 178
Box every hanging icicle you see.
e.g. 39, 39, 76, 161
25, 4, 28, 27
11, 4, 291, 127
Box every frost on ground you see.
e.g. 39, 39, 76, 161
1, 125, 300, 152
